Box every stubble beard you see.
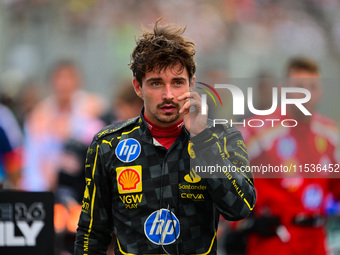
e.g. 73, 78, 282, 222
154, 111, 181, 124
154, 100, 182, 124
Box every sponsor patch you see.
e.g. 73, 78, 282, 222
315, 135, 327, 154
115, 138, 141, 163
180, 192, 205, 201
116, 165, 142, 194
84, 178, 91, 200
184, 168, 201, 183
81, 178, 92, 213
119, 194, 143, 209
178, 183, 207, 190
302, 185, 323, 209
144, 209, 180, 245
188, 142, 196, 159
277, 136, 297, 159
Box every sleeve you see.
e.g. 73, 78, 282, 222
74, 138, 113, 255
190, 125, 256, 221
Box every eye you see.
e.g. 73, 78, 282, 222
151, 81, 160, 86
174, 80, 184, 85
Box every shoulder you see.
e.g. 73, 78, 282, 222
311, 113, 339, 145
312, 113, 338, 129
206, 118, 242, 137
93, 117, 141, 142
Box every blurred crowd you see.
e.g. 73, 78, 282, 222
3, 0, 340, 102
0, 59, 143, 254
0, 0, 340, 254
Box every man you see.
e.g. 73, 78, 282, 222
23, 60, 106, 191
242, 57, 340, 255
75, 20, 256, 255
101, 81, 144, 125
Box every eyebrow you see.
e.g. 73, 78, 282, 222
173, 77, 187, 81
145, 77, 162, 83
145, 77, 188, 83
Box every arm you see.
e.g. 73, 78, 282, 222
74, 139, 113, 255
190, 125, 256, 221
179, 89, 255, 221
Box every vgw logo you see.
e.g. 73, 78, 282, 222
115, 138, 141, 163
144, 209, 180, 245
197, 82, 311, 116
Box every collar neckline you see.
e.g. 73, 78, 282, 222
143, 113, 183, 138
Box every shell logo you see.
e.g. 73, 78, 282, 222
116, 165, 142, 194
118, 169, 140, 190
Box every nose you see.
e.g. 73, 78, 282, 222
162, 84, 174, 101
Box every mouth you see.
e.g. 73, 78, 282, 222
159, 104, 177, 113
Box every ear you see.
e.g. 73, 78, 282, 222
190, 75, 196, 90
132, 78, 143, 99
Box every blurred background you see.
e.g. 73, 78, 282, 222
0, 0, 340, 254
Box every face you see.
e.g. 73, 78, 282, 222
287, 69, 322, 119
51, 66, 80, 103
133, 64, 194, 127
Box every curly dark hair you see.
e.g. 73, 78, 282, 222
130, 19, 196, 85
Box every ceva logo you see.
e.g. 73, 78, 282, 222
144, 209, 180, 245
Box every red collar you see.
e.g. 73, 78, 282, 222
143, 113, 183, 149
144, 113, 183, 138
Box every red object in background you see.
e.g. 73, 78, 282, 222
54, 204, 68, 233
241, 112, 340, 255
2, 147, 23, 189
54, 203, 82, 234
3, 147, 22, 173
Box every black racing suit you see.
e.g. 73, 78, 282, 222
74, 112, 256, 254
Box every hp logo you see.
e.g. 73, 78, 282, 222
144, 209, 180, 245
115, 138, 141, 163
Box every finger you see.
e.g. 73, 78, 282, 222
178, 91, 201, 101
179, 100, 191, 114
190, 91, 201, 100
178, 92, 191, 101
179, 97, 202, 114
